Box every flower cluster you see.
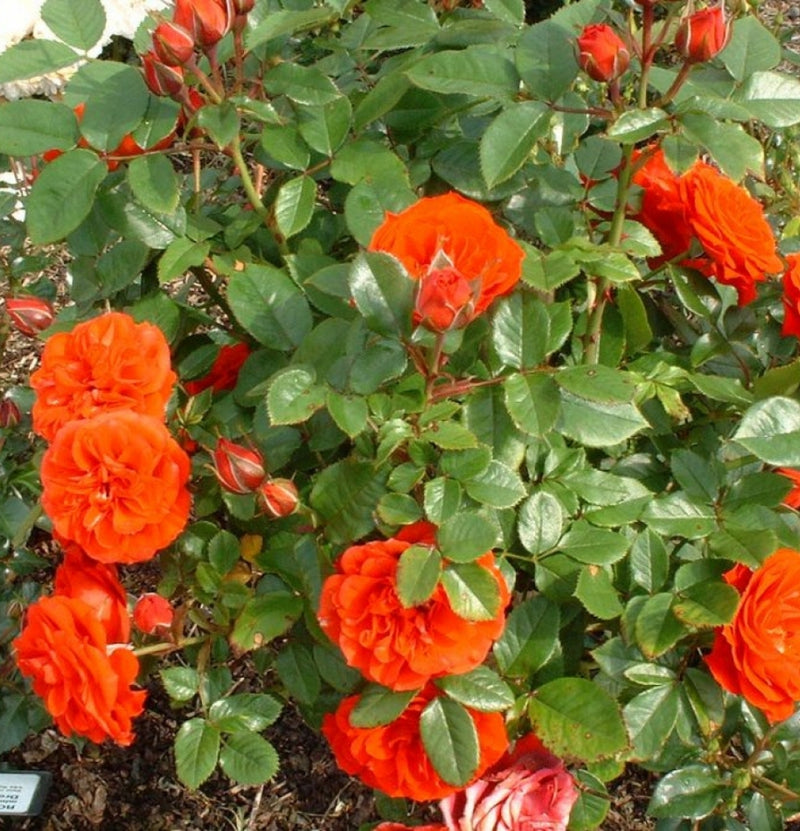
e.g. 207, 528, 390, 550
631, 147, 783, 305
15, 311, 187, 744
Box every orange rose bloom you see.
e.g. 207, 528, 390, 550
777, 467, 800, 509
322, 685, 509, 801
782, 253, 800, 338
31, 311, 176, 442
54, 543, 130, 642
631, 147, 693, 266
368, 192, 524, 328
706, 548, 800, 723
14, 595, 146, 745
40, 410, 192, 564
317, 522, 510, 691
679, 162, 782, 305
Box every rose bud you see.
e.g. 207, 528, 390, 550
5, 296, 54, 337
256, 478, 299, 518
142, 51, 185, 98
0, 398, 21, 429
415, 266, 475, 331
174, 0, 234, 49
576, 23, 630, 83
213, 437, 266, 494
675, 6, 730, 64
133, 593, 174, 635
152, 21, 196, 67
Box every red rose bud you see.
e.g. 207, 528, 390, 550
0, 398, 21, 428
257, 478, 299, 518
5, 296, 54, 337
675, 6, 730, 64
142, 51, 185, 97
174, 0, 234, 49
213, 437, 266, 494
152, 21, 196, 67
133, 593, 174, 634
577, 24, 630, 82
415, 267, 475, 331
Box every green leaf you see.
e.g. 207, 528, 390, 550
350, 685, 416, 728
406, 46, 519, 99
247, 7, 336, 47
518, 491, 564, 555
349, 251, 415, 337
437, 512, 498, 563
516, 19, 578, 101
157, 237, 210, 284
557, 389, 648, 447
128, 154, 180, 216
680, 113, 764, 180
648, 764, 727, 819
229, 593, 303, 652
575, 566, 623, 620
570, 771, 611, 831
503, 373, 561, 437
298, 94, 352, 156
733, 396, 800, 466
209, 694, 282, 733
310, 459, 389, 544
528, 678, 628, 762
641, 493, 717, 539
267, 367, 326, 425
275, 644, 320, 705
624, 685, 680, 761
463, 460, 526, 509
721, 16, 781, 82
419, 697, 480, 786
424, 477, 463, 524
260, 124, 310, 170
41, 0, 106, 50
419, 420, 479, 450
396, 544, 442, 606
441, 562, 502, 621
26, 149, 107, 245
607, 108, 669, 143
219, 733, 279, 786
78, 63, 149, 151
326, 390, 368, 437
556, 365, 638, 403
482, 0, 524, 25
228, 264, 313, 350
0, 39, 79, 83
0, 100, 77, 156
629, 530, 669, 593
634, 593, 687, 659
493, 595, 560, 677
274, 175, 316, 239
559, 521, 629, 566
735, 70, 800, 128
673, 581, 740, 627
160, 667, 199, 703
435, 666, 514, 712
480, 101, 550, 188
492, 292, 551, 369
174, 718, 221, 789
263, 63, 341, 106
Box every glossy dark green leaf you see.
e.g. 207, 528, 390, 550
493, 595, 560, 677
624, 685, 680, 761
174, 718, 221, 789
219, 733, 279, 786
350, 685, 417, 728
733, 396, 800, 466
42, 0, 105, 49
575, 565, 623, 620
648, 764, 727, 819
396, 544, 441, 606
441, 562, 502, 621
517, 491, 564, 555
419, 697, 480, 786
349, 251, 415, 338
436, 666, 514, 712
437, 512, 498, 563
0, 100, 77, 155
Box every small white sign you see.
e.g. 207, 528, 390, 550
0, 772, 50, 816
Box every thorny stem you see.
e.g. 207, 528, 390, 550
654, 60, 693, 109
638, 0, 655, 108
190, 261, 244, 335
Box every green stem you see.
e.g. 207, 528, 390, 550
133, 635, 206, 658
228, 133, 270, 223
583, 145, 635, 364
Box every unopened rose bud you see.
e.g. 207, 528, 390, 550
0, 398, 21, 428
153, 21, 196, 67
576, 24, 630, 83
415, 266, 475, 331
133, 593, 174, 634
174, 0, 234, 49
142, 51, 185, 98
257, 478, 299, 518
5, 296, 54, 337
675, 6, 730, 64
213, 437, 266, 494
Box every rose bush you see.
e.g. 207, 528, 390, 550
5, 0, 800, 827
